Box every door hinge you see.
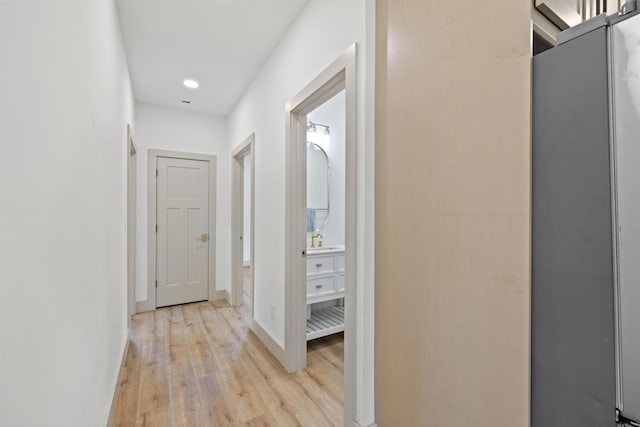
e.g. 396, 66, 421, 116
156, 169, 158, 177
155, 280, 157, 288
156, 224, 158, 233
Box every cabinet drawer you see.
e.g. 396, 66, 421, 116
307, 255, 335, 275
307, 277, 335, 298
336, 274, 345, 292
336, 254, 345, 272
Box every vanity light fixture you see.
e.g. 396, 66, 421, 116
307, 120, 330, 135
183, 79, 200, 89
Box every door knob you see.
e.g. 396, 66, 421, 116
197, 233, 209, 242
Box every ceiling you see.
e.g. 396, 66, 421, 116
116, 0, 310, 116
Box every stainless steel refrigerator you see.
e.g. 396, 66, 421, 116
533, 2, 640, 426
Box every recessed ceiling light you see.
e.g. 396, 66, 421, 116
183, 79, 199, 89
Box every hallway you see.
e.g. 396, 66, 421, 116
112, 300, 344, 426
1, 0, 541, 425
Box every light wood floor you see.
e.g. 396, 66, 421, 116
113, 279, 344, 426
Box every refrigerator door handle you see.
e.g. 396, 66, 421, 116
617, 408, 640, 426
619, 0, 638, 17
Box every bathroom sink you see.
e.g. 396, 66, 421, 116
307, 245, 344, 254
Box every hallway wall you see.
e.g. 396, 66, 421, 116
133, 102, 230, 305
226, 0, 376, 424
375, 0, 532, 425
0, 0, 135, 426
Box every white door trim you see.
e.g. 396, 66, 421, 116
141, 149, 217, 312
126, 124, 137, 322
231, 134, 255, 313
284, 43, 358, 427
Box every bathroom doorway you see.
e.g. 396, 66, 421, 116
284, 44, 357, 426
305, 90, 346, 342
231, 134, 255, 315
126, 124, 137, 325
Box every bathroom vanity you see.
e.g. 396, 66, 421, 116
304, 109, 346, 341
306, 246, 345, 341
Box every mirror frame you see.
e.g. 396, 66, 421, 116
307, 141, 331, 230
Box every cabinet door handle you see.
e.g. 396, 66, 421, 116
316, 263, 323, 268
316, 284, 323, 289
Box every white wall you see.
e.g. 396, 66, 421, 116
308, 90, 346, 248
226, 0, 375, 424
0, 0, 134, 426
133, 103, 230, 303
243, 153, 252, 265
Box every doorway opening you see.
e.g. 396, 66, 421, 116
285, 44, 357, 426
127, 125, 137, 324
232, 134, 255, 316
305, 90, 346, 340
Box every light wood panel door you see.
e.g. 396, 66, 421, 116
375, 0, 531, 425
156, 157, 210, 308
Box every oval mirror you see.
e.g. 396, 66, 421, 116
307, 141, 330, 232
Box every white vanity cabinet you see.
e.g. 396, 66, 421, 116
305, 247, 345, 340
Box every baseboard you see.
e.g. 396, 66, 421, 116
355, 423, 377, 427
136, 289, 229, 313
250, 319, 287, 368
106, 330, 130, 427
135, 299, 155, 313
243, 260, 250, 267
210, 289, 230, 303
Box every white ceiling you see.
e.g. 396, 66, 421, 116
116, 0, 310, 116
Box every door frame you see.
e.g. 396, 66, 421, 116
146, 149, 218, 310
231, 134, 255, 314
284, 44, 358, 426
126, 125, 137, 323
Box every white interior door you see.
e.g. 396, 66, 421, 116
156, 157, 210, 308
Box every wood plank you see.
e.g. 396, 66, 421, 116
113, 301, 344, 426
375, 0, 531, 424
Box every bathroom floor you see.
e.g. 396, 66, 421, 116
113, 270, 344, 426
